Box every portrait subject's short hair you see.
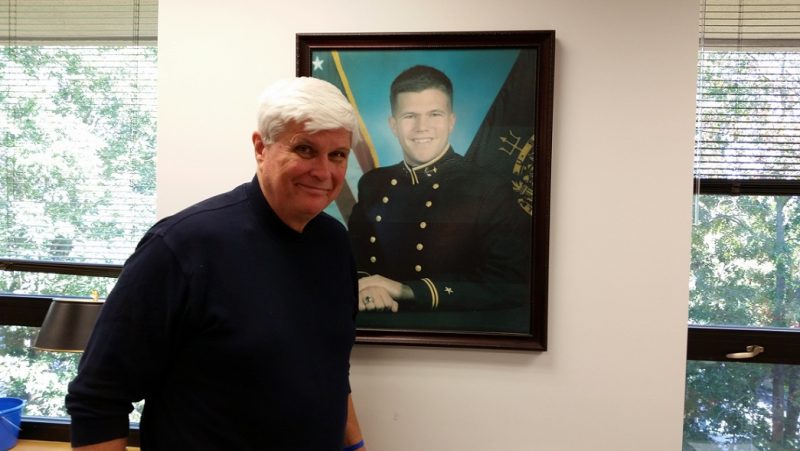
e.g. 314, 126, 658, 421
390, 65, 453, 114
256, 77, 360, 146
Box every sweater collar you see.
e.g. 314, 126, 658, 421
245, 175, 307, 238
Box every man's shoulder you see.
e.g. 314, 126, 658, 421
305, 212, 353, 259
310, 211, 348, 237
150, 182, 250, 237
445, 156, 507, 188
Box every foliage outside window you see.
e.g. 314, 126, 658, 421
688, 194, 800, 449
0, 42, 157, 421
684, 2, 800, 447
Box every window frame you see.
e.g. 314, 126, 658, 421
0, 264, 143, 444
2, 15, 157, 447
1, 1, 157, 442
690, 0, 800, 368
689, 179, 800, 367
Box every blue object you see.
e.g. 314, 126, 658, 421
343, 439, 365, 451
0, 397, 24, 451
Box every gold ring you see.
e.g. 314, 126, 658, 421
364, 296, 374, 304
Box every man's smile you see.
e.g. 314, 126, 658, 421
296, 183, 332, 193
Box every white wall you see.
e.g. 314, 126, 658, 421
157, 1, 697, 449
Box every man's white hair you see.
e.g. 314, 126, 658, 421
256, 77, 360, 146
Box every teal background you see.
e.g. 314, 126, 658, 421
310, 48, 520, 221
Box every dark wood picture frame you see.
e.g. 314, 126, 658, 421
297, 31, 554, 350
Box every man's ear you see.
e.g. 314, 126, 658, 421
388, 116, 399, 137
252, 132, 266, 161
253, 132, 264, 148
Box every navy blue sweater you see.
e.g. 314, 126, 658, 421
66, 177, 358, 450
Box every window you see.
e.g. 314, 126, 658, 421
686, 1, 800, 449
0, 0, 157, 442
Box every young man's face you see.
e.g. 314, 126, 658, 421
253, 122, 351, 231
389, 88, 456, 167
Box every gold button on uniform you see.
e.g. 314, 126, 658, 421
376, 215, 382, 222
382, 196, 389, 203
432, 183, 440, 190
370, 256, 377, 263
391, 179, 398, 186
419, 222, 427, 229
415, 265, 422, 272
425, 201, 432, 208
416, 243, 424, 251
369, 236, 376, 243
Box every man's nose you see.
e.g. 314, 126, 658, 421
308, 155, 332, 179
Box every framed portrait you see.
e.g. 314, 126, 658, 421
297, 31, 554, 350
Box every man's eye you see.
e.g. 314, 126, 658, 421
293, 145, 315, 157
329, 151, 349, 162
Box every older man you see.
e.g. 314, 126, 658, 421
67, 78, 366, 450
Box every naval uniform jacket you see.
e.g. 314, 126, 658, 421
348, 148, 530, 333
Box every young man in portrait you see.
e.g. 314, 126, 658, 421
347, 65, 531, 333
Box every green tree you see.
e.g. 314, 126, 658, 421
686, 50, 800, 450
0, 44, 156, 419
687, 195, 800, 450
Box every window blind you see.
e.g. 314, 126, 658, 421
1, 0, 157, 45
1, 0, 157, 265
695, 0, 800, 179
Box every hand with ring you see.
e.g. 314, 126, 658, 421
358, 286, 399, 312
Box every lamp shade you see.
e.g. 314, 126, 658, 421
34, 298, 104, 352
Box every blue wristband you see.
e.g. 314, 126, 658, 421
343, 439, 365, 451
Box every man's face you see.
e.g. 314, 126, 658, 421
389, 88, 456, 167
253, 122, 351, 231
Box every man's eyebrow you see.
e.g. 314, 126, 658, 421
288, 134, 313, 146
